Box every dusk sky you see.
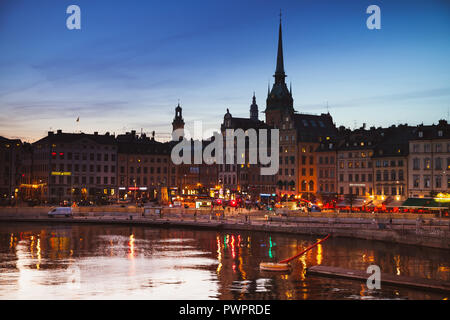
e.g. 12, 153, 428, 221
1, 0, 449, 142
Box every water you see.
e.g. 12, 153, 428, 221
0, 222, 448, 300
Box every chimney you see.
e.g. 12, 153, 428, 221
48, 131, 54, 136
57, 129, 62, 134
94, 132, 98, 136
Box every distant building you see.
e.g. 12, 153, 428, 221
408, 120, 450, 198
372, 125, 415, 205
116, 130, 175, 202
316, 140, 338, 199
219, 103, 276, 199
335, 127, 377, 201
264, 18, 337, 198
0, 136, 25, 204
30, 130, 117, 204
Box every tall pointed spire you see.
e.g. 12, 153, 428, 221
274, 10, 286, 84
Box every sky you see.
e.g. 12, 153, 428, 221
0, 0, 449, 142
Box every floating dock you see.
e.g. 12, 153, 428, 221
307, 265, 450, 294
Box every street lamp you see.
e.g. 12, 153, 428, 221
133, 179, 137, 206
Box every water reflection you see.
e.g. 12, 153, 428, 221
0, 223, 448, 300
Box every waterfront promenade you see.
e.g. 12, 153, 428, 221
0, 206, 449, 249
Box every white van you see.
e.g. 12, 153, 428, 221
48, 207, 73, 218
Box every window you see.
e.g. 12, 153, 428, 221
399, 170, 404, 181
424, 158, 431, 170
413, 175, 420, 188
435, 158, 442, 170
376, 171, 381, 182
391, 170, 396, 181
424, 175, 431, 188
435, 176, 442, 188
413, 158, 420, 170
391, 187, 397, 196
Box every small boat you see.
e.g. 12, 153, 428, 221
259, 234, 331, 272
259, 262, 291, 272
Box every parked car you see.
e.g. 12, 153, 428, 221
48, 207, 73, 218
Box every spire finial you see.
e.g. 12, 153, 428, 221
274, 11, 286, 84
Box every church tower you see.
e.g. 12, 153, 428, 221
172, 103, 185, 137
265, 15, 294, 127
250, 92, 259, 121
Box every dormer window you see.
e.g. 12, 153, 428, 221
438, 130, 443, 137
418, 131, 423, 138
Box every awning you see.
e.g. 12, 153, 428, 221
336, 198, 367, 208
402, 198, 449, 209
385, 200, 406, 208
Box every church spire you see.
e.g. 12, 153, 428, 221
274, 11, 286, 84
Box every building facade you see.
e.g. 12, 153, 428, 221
0, 137, 25, 205
408, 120, 450, 198
117, 131, 175, 203
29, 130, 117, 204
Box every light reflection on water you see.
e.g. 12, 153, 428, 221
0, 223, 448, 300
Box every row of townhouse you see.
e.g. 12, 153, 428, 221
316, 120, 450, 204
